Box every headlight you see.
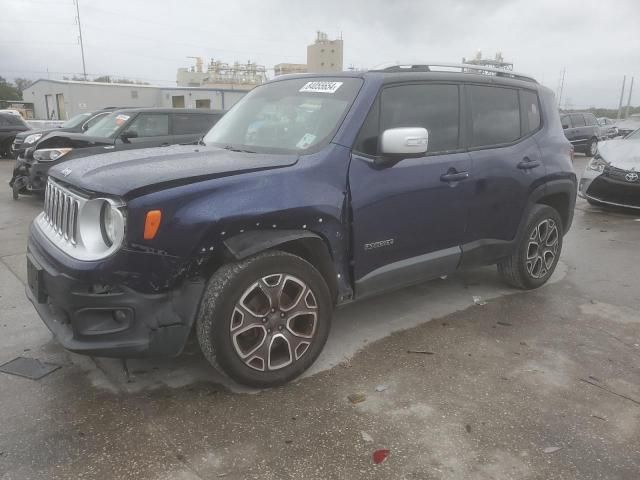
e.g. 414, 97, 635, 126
76, 198, 126, 255
24, 133, 43, 145
100, 200, 125, 248
33, 148, 73, 162
587, 155, 607, 173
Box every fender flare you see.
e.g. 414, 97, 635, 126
224, 229, 325, 260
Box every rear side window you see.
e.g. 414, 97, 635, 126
521, 90, 541, 134
469, 85, 520, 147
380, 83, 460, 153
570, 114, 586, 127
172, 113, 219, 135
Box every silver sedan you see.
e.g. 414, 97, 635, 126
579, 129, 640, 209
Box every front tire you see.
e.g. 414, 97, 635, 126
196, 250, 332, 388
498, 205, 563, 290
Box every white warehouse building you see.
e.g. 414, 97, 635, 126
22, 79, 248, 120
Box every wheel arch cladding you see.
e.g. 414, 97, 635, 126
537, 192, 571, 231
223, 230, 339, 304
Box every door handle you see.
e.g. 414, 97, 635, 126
440, 170, 470, 182
161, 143, 170, 147
517, 157, 541, 170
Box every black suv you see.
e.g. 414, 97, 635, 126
11, 107, 224, 198
0, 112, 30, 158
26, 64, 576, 388
560, 112, 602, 156
11, 108, 118, 158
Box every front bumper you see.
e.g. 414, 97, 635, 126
26, 225, 206, 358
579, 166, 640, 210
10, 155, 49, 193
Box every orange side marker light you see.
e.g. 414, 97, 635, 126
144, 210, 162, 240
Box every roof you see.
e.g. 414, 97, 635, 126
26, 78, 253, 94
106, 107, 225, 115
27, 78, 160, 89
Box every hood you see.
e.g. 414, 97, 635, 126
599, 139, 640, 171
37, 132, 113, 149
15, 127, 64, 140
49, 144, 298, 198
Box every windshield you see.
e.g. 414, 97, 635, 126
203, 77, 363, 154
62, 112, 92, 129
85, 112, 132, 138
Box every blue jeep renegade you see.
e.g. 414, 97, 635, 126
26, 64, 576, 387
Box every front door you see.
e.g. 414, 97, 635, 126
349, 82, 471, 298
117, 113, 173, 149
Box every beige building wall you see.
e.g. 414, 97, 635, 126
274, 63, 308, 76
306, 32, 343, 73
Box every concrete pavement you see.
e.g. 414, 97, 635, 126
0, 156, 638, 479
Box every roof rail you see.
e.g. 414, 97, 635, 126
369, 62, 537, 83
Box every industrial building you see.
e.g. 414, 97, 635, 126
176, 59, 267, 90
306, 31, 343, 73
21, 79, 246, 120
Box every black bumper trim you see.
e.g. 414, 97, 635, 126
26, 243, 206, 358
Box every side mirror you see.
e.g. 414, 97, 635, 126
380, 127, 429, 156
562, 123, 570, 130
120, 131, 138, 143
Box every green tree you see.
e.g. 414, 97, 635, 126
13, 77, 31, 95
0, 76, 21, 100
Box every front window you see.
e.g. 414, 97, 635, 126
203, 77, 363, 154
62, 112, 91, 129
85, 112, 133, 138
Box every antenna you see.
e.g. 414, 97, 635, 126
74, 0, 87, 80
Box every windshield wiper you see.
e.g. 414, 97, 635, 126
223, 145, 257, 154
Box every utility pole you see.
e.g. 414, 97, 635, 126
624, 76, 634, 119
617, 76, 626, 120
74, 0, 87, 80
557, 69, 566, 109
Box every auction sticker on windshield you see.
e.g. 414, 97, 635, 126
115, 114, 130, 125
299, 81, 343, 93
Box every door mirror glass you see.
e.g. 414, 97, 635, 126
380, 127, 428, 155
562, 123, 570, 130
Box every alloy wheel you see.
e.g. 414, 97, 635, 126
590, 140, 598, 156
526, 218, 559, 279
230, 274, 319, 371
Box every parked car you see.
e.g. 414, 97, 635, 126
25, 64, 576, 387
597, 117, 618, 139
0, 111, 30, 158
560, 112, 602, 156
10, 108, 224, 199
11, 108, 118, 158
579, 128, 640, 209
615, 114, 640, 138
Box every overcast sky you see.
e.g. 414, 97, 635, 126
1, 0, 639, 108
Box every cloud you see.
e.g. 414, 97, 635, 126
1, 0, 638, 107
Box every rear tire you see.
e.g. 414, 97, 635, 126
498, 205, 563, 290
587, 137, 598, 157
196, 250, 332, 388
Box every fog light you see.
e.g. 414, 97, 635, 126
113, 309, 128, 324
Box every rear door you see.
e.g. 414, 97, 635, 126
349, 82, 472, 297
171, 112, 220, 144
462, 85, 546, 264
569, 113, 587, 148
117, 112, 173, 149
